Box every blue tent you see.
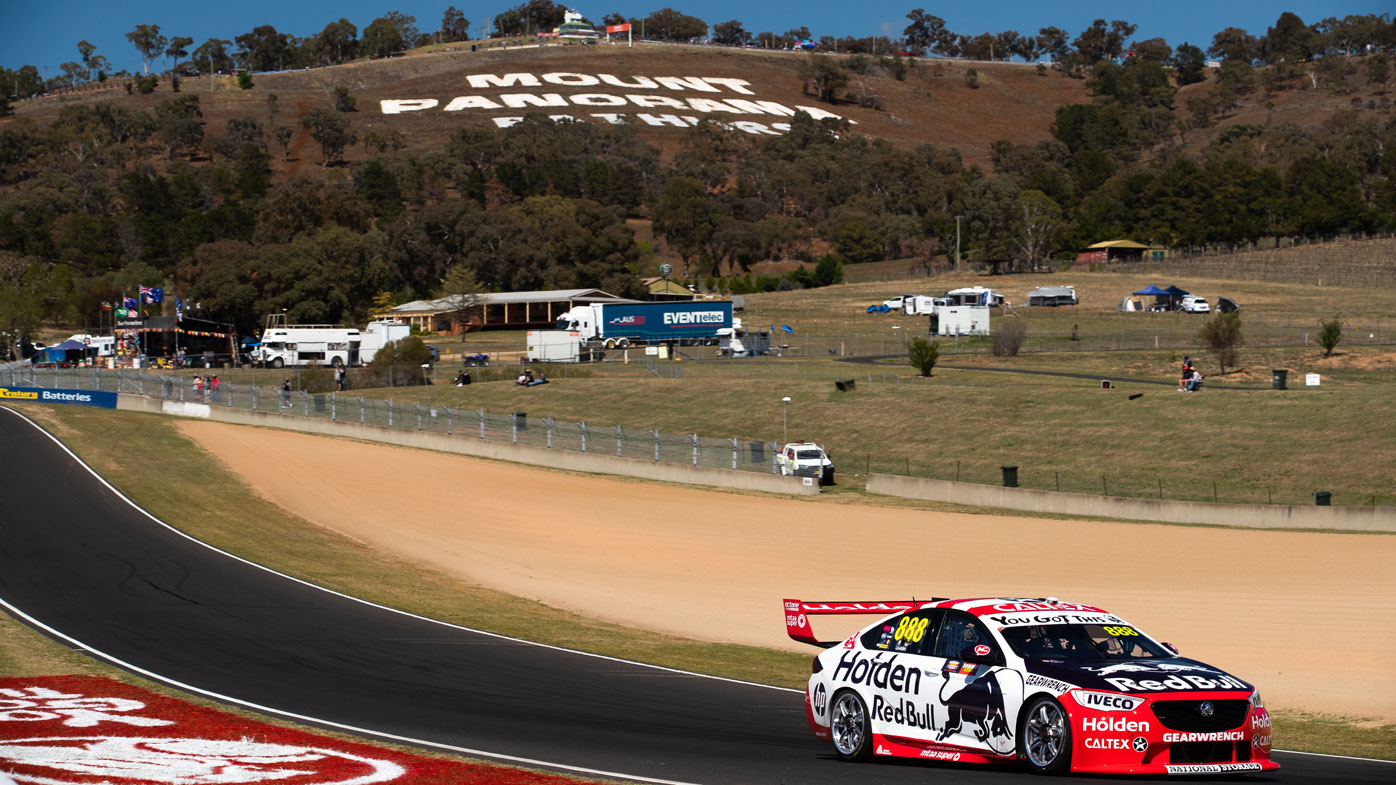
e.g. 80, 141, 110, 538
1132, 285, 1169, 296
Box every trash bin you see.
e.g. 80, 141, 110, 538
1002, 465, 1019, 488
513, 412, 527, 430
1313, 491, 1331, 506
1272, 369, 1288, 390
749, 441, 766, 462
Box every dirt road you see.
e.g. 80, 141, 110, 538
179, 420, 1396, 723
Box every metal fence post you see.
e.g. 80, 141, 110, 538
416, 402, 423, 430
478, 409, 485, 439
178, 378, 185, 402
730, 437, 738, 470
692, 433, 699, 466
388, 399, 394, 427
546, 417, 553, 448
331, 392, 336, 420
615, 426, 623, 457
360, 397, 365, 423
512, 412, 518, 443
252, 385, 257, 410
653, 428, 660, 461
580, 421, 587, 452
302, 390, 309, 417
447, 407, 453, 435
772, 442, 778, 474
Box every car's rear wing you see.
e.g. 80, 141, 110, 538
783, 598, 942, 648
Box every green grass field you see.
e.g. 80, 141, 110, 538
2, 402, 1392, 760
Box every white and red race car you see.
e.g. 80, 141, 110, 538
784, 596, 1278, 776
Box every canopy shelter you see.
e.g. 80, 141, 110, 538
1131, 285, 1169, 296
30, 339, 94, 366
1129, 284, 1187, 311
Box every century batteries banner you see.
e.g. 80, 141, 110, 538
380, 70, 856, 136
0, 387, 118, 409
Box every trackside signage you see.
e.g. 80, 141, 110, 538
0, 675, 587, 785
0, 386, 117, 409
380, 71, 856, 136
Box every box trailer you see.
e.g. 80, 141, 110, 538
930, 306, 991, 336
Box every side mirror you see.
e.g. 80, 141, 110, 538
1162, 642, 1180, 655
959, 644, 997, 664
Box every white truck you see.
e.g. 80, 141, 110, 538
1181, 295, 1211, 313
776, 441, 835, 485
881, 293, 921, 311
251, 315, 409, 368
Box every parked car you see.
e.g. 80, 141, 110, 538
785, 596, 1277, 776
776, 442, 834, 485
881, 294, 921, 311
1181, 296, 1211, 314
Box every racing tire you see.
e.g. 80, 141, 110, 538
271, 357, 284, 369
829, 690, 872, 762
1019, 696, 1071, 775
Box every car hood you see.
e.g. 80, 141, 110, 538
1025, 657, 1253, 695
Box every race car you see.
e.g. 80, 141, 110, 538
784, 596, 1277, 776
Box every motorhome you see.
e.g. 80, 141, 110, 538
250, 315, 409, 368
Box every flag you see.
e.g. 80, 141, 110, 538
116, 307, 129, 318
100, 301, 113, 311
139, 285, 152, 303
150, 287, 164, 303
176, 298, 184, 322
123, 296, 138, 309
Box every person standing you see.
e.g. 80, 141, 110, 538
335, 365, 346, 392
210, 375, 220, 402
193, 375, 204, 400
281, 378, 292, 408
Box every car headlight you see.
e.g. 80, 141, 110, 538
1249, 690, 1264, 710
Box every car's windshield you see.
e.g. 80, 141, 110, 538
795, 450, 823, 460
1000, 623, 1172, 661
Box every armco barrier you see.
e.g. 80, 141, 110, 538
866, 474, 1396, 533
119, 394, 818, 496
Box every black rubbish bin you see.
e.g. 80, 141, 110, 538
1313, 491, 1331, 506
513, 412, 527, 430
1002, 465, 1020, 488
1272, 369, 1289, 390
749, 441, 766, 463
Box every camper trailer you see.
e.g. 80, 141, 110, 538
1027, 286, 1078, 307
943, 286, 1004, 307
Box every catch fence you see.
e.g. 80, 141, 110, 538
1, 364, 791, 478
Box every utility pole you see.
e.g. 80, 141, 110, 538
954, 215, 963, 272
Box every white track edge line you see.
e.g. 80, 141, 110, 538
1271, 748, 1396, 764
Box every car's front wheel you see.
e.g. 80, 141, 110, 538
1020, 696, 1071, 775
829, 690, 872, 761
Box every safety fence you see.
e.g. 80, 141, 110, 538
1, 364, 795, 478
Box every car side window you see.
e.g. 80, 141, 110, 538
932, 611, 995, 660
861, 610, 942, 655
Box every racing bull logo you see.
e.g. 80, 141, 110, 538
937, 669, 1011, 748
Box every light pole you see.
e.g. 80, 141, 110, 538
781, 396, 791, 445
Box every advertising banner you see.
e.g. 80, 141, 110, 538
0, 675, 585, 785
0, 386, 117, 409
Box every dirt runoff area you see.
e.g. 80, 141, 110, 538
179, 421, 1396, 724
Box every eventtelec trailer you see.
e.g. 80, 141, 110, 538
552, 301, 734, 350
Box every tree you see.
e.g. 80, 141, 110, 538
908, 337, 940, 376
436, 264, 483, 331
302, 107, 356, 166
1209, 27, 1257, 62
1174, 42, 1207, 85
1262, 12, 1316, 65
441, 6, 471, 42
165, 36, 193, 70
273, 126, 294, 159
643, 7, 708, 42
1131, 37, 1171, 64
1012, 190, 1061, 269
77, 40, 98, 80
361, 13, 416, 58
1074, 19, 1134, 62
59, 62, 86, 86
1037, 27, 1070, 62
317, 19, 359, 64
1198, 312, 1243, 373
835, 219, 882, 263
194, 39, 234, 74
1317, 316, 1342, 357
798, 54, 848, 102
235, 25, 291, 71
713, 20, 748, 46
903, 10, 947, 55
603, 12, 627, 27
1369, 55, 1390, 92
126, 24, 167, 76
652, 176, 721, 277
333, 86, 357, 112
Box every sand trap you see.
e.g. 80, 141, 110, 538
178, 420, 1396, 723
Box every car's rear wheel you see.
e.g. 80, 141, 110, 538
1020, 696, 1071, 775
830, 690, 872, 761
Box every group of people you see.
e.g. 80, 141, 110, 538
515, 368, 548, 387
191, 374, 220, 402
1178, 356, 1204, 392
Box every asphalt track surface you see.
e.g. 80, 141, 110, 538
0, 406, 1389, 784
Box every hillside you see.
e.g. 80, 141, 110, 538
9, 43, 1091, 168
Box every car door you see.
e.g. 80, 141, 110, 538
927, 611, 1023, 756
855, 609, 944, 743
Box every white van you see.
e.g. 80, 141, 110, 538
1181, 295, 1211, 313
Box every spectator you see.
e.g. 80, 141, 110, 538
210, 375, 220, 402
281, 378, 292, 407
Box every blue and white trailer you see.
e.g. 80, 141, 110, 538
553, 301, 734, 350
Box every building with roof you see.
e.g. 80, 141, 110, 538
375, 288, 628, 333
1076, 240, 1167, 264
643, 277, 696, 301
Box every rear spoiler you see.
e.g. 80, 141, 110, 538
783, 598, 943, 648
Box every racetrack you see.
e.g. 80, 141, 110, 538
176, 419, 1396, 725
1, 406, 1393, 785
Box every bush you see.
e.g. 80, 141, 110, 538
361, 336, 435, 387
137, 76, 158, 94
991, 320, 1026, 357
1198, 312, 1244, 372
964, 68, 979, 89
237, 71, 254, 90
909, 337, 940, 377
1317, 316, 1343, 357
333, 86, 357, 112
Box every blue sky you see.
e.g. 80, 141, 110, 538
4, 1, 1389, 75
